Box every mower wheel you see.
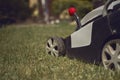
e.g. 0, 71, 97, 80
46, 37, 65, 57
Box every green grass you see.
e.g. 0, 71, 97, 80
0, 23, 119, 80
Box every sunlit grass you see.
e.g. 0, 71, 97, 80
0, 23, 119, 80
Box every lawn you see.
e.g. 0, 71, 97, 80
0, 23, 119, 80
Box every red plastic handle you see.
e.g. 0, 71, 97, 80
68, 7, 76, 16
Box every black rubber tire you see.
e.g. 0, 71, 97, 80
46, 36, 65, 57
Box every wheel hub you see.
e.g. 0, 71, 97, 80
102, 39, 120, 70
46, 38, 59, 57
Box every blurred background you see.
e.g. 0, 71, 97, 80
0, 0, 106, 26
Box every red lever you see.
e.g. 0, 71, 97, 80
68, 7, 76, 16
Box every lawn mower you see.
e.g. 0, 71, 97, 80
46, 0, 120, 70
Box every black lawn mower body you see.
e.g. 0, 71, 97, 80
46, 0, 120, 70
65, 1, 120, 63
